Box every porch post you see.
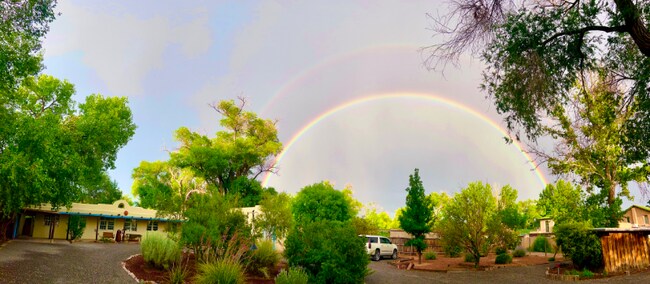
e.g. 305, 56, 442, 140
12, 213, 20, 239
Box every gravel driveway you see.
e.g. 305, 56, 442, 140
0, 239, 140, 284
366, 260, 650, 283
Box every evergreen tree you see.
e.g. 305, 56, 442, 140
398, 168, 432, 264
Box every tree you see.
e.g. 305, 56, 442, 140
439, 182, 497, 268
285, 182, 369, 283
528, 74, 647, 226
398, 168, 432, 264
132, 161, 205, 219
291, 182, 354, 224
255, 192, 293, 242
426, 191, 450, 230
0, 75, 136, 240
76, 172, 123, 204
537, 180, 586, 224
171, 98, 282, 195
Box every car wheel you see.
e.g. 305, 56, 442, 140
392, 249, 398, 260
373, 249, 381, 261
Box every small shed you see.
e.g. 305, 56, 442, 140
593, 228, 650, 273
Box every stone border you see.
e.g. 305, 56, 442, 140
122, 253, 151, 283
546, 268, 580, 281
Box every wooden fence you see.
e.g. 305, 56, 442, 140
596, 229, 650, 273
391, 237, 441, 254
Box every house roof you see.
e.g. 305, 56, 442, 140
25, 200, 172, 221
623, 204, 650, 213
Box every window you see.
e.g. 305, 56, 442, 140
626, 216, 630, 223
99, 217, 114, 230
366, 237, 378, 243
44, 215, 59, 226
545, 220, 549, 233
147, 221, 159, 231
124, 219, 137, 231
645, 215, 649, 225
118, 203, 125, 209
380, 238, 391, 244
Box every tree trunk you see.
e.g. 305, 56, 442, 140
474, 254, 480, 268
418, 251, 422, 264
615, 0, 650, 57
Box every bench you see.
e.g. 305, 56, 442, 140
126, 233, 141, 243
102, 232, 114, 239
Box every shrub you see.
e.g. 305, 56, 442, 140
285, 220, 370, 283
167, 264, 188, 284
195, 259, 245, 284
464, 253, 476, 263
580, 269, 594, 278
68, 215, 86, 240
554, 222, 603, 270
424, 251, 437, 260
443, 242, 462, 257
531, 236, 552, 252
141, 234, 181, 270
246, 239, 280, 278
275, 267, 309, 284
495, 247, 507, 255
548, 257, 555, 261
512, 249, 526, 257
495, 253, 512, 264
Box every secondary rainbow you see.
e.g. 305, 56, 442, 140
261, 92, 549, 188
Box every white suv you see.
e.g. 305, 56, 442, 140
362, 235, 398, 261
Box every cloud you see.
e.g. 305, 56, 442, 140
43, 1, 212, 96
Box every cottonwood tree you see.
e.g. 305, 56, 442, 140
171, 98, 282, 195
537, 180, 586, 224
0, 75, 136, 240
255, 192, 293, 242
398, 168, 432, 264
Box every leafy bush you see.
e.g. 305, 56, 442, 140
195, 259, 245, 284
531, 236, 552, 252
246, 239, 280, 278
141, 234, 181, 270
464, 253, 476, 263
580, 269, 594, 278
68, 215, 86, 240
548, 257, 555, 261
554, 222, 603, 270
285, 220, 369, 283
424, 251, 437, 260
512, 249, 526, 257
495, 247, 507, 255
495, 253, 512, 264
443, 242, 462, 257
275, 267, 309, 284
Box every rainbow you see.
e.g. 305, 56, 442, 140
261, 92, 548, 188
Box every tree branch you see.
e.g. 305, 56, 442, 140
541, 25, 627, 46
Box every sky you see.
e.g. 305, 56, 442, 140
39, 0, 563, 215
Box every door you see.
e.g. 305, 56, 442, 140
21, 216, 33, 237
380, 237, 391, 255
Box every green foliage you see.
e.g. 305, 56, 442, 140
195, 259, 245, 284
246, 239, 280, 278
554, 222, 603, 270
426, 192, 450, 230
141, 234, 181, 270
180, 193, 251, 263
581, 269, 595, 278
167, 264, 188, 284
284, 220, 369, 284
275, 267, 309, 284
255, 192, 293, 241
398, 169, 432, 263
351, 216, 379, 235
531, 236, 552, 253
0, 74, 136, 240
292, 182, 353, 224
538, 181, 586, 224
171, 98, 282, 195
361, 205, 395, 230
442, 241, 462, 257
464, 254, 476, 263
495, 253, 512, 264
77, 172, 122, 204
495, 247, 507, 255
68, 215, 86, 241
440, 181, 497, 268
424, 251, 437, 260
512, 249, 526, 258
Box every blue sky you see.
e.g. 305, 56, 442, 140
40, 1, 569, 214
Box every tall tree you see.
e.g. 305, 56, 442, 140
255, 192, 293, 242
398, 168, 432, 264
528, 74, 647, 226
426, 191, 450, 230
537, 180, 586, 224
0, 75, 136, 240
171, 98, 282, 195
291, 182, 353, 224
439, 182, 498, 268
76, 172, 122, 204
